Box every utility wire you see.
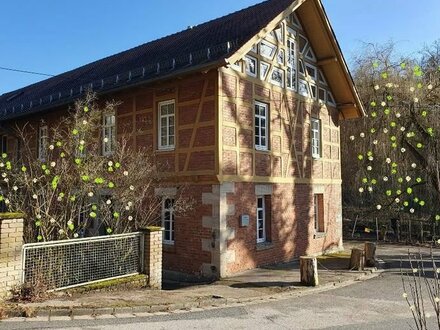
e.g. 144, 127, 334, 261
0, 66, 54, 77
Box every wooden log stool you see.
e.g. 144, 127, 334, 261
300, 256, 319, 286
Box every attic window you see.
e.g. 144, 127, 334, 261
305, 48, 316, 62
245, 55, 257, 77
290, 12, 302, 29
305, 63, 317, 81
327, 92, 336, 106
270, 67, 284, 88
299, 35, 308, 54
298, 80, 310, 97
318, 70, 327, 85
318, 88, 326, 103
298, 59, 305, 75
6, 91, 24, 102
260, 61, 270, 81
260, 40, 277, 60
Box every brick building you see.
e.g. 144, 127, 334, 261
0, 0, 364, 278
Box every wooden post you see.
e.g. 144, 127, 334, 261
364, 242, 376, 267
349, 248, 364, 270
300, 256, 319, 286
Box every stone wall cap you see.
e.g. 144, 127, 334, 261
139, 226, 164, 232
0, 212, 25, 220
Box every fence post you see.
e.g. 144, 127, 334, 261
141, 226, 164, 290
0, 213, 24, 298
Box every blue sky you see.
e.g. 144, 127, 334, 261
1, 0, 439, 94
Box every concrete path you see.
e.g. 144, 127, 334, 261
0, 241, 377, 322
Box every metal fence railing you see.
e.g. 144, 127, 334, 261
22, 232, 144, 291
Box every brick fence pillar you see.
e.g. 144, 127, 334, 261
0, 214, 24, 298
142, 226, 163, 289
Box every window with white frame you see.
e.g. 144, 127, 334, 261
286, 38, 297, 91
254, 101, 269, 150
311, 118, 321, 159
256, 196, 266, 243
38, 125, 48, 161
158, 100, 175, 150
162, 198, 175, 244
245, 55, 257, 77
102, 113, 116, 156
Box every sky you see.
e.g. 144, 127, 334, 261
1, 0, 439, 95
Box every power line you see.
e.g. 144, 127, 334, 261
0, 66, 54, 77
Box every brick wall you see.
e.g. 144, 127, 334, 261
0, 216, 24, 298
224, 182, 342, 275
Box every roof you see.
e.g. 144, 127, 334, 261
0, 0, 293, 121
0, 0, 364, 121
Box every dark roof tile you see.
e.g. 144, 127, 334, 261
0, 0, 293, 120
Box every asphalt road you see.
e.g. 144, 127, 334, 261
2, 244, 440, 329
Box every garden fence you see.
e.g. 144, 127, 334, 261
21, 232, 143, 291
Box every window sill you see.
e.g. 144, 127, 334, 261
256, 241, 274, 251
314, 232, 326, 239
157, 147, 175, 152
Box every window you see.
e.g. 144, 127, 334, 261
318, 88, 327, 103
102, 113, 116, 156
314, 194, 325, 233
305, 63, 317, 81
254, 102, 269, 151
260, 61, 270, 81
286, 38, 297, 91
256, 196, 266, 243
311, 118, 321, 159
260, 40, 277, 60
162, 198, 175, 244
298, 80, 310, 97
270, 67, 284, 87
158, 100, 175, 150
38, 125, 48, 161
327, 92, 336, 106
245, 55, 257, 77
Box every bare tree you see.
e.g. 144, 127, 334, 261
1, 92, 193, 243
341, 41, 440, 221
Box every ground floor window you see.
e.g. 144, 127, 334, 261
256, 196, 272, 243
314, 194, 325, 233
162, 198, 175, 244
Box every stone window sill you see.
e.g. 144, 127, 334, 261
314, 232, 326, 239
256, 242, 274, 251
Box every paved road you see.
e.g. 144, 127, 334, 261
2, 244, 440, 329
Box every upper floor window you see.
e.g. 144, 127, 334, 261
286, 38, 297, 91
162, 198, 175, 245
255, 101, 269, 151
102, 113, 116, 156
311, 118, 321, 159
38, 125, 48, 161
158, 100, 175, 150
